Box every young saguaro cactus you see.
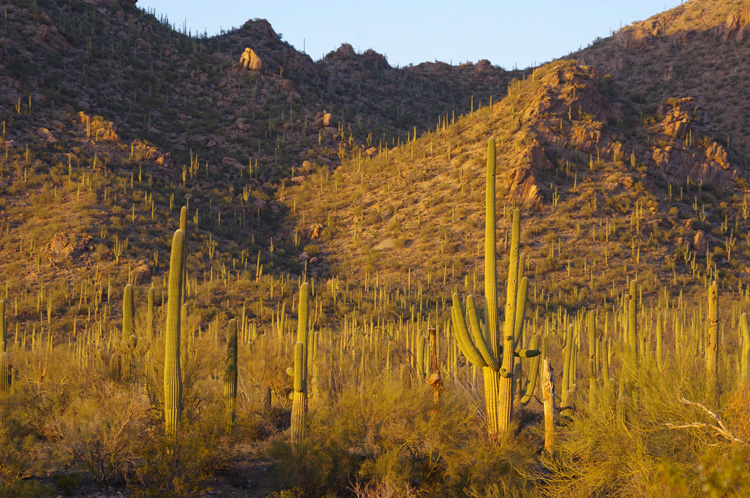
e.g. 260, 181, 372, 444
164, 229, 186, 437
451, 137, 539, 439
224, 318, 238, 428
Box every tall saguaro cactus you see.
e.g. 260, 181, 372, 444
122, 284, 135, 343
0, 300, 9, 394
146, 285, 154, 343
224, 319, 238, 427
628, 279, 638, 359
706, 281, 718, 399
290, 282, 310, 457
164, 229, 185, 437
180, 206, 188, 302
452, 137, 539, 439
740, 313, 750, 384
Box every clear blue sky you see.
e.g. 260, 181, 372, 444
138, 1, 685, 69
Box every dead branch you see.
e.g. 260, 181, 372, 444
665, 397, 745, 444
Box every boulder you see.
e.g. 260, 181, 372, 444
693, 231, 707, 254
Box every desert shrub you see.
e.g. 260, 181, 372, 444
58, 381, 148, 486
130, 401, 237, 498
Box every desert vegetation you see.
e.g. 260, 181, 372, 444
2, 0, 750, 496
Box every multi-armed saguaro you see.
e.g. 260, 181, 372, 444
451, 137, 540, 439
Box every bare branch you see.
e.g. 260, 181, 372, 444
664, 398, 745, 444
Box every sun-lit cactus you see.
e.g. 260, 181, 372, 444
224, 318, 238, 428
451, 137, 539, 439
0, 352, 10, 394
146, 285, 154, 343
289, 282, 310, 457
164, 229, 185, 437
628, 279, 638, 359
741, 313, 750, 384
706, 281, 718, 399
0, 300, 10, 395
0, 299, 6, 353
291, 341, 306, 458
122, 284, 134, 343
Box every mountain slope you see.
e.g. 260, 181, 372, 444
287, 59, 750, 308
574, 0, 750, 161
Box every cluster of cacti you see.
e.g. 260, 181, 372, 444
452, 138, 539, 439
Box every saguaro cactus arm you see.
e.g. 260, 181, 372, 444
451, 295, 488, 368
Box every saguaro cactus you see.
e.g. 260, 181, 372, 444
180, 206, 188, 302
291, 341, 306, 458
628, 280, 638, 359
0, 299, 5, 352
224, 318, 238, 427
164, 229, 185, 437
706, 281, 718, 399
452, 137, 539, 439
740, 313, 750, 384
146, 285, 154, 343
290, 282, 310, 457
0, 352, 10, 394
122, 284, 134, 343
0, 300, 10, 394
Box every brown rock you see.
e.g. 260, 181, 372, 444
132, 262, 151, 284
309, 223, 323, 239
280, 79, 295, 93
693, 231, 707, 254
299, 161, 313, 174
46, 232, 92, 262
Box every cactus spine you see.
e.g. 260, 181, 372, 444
164, 229, 185, 437
290, 282, 310, 457
224, 318, 238, 427
451, 137, 539, 439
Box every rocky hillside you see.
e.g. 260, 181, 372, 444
574, 0, 750, 161
2, 0, 750, 313
287, 59, 750, 307
0, 0, 513, 177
